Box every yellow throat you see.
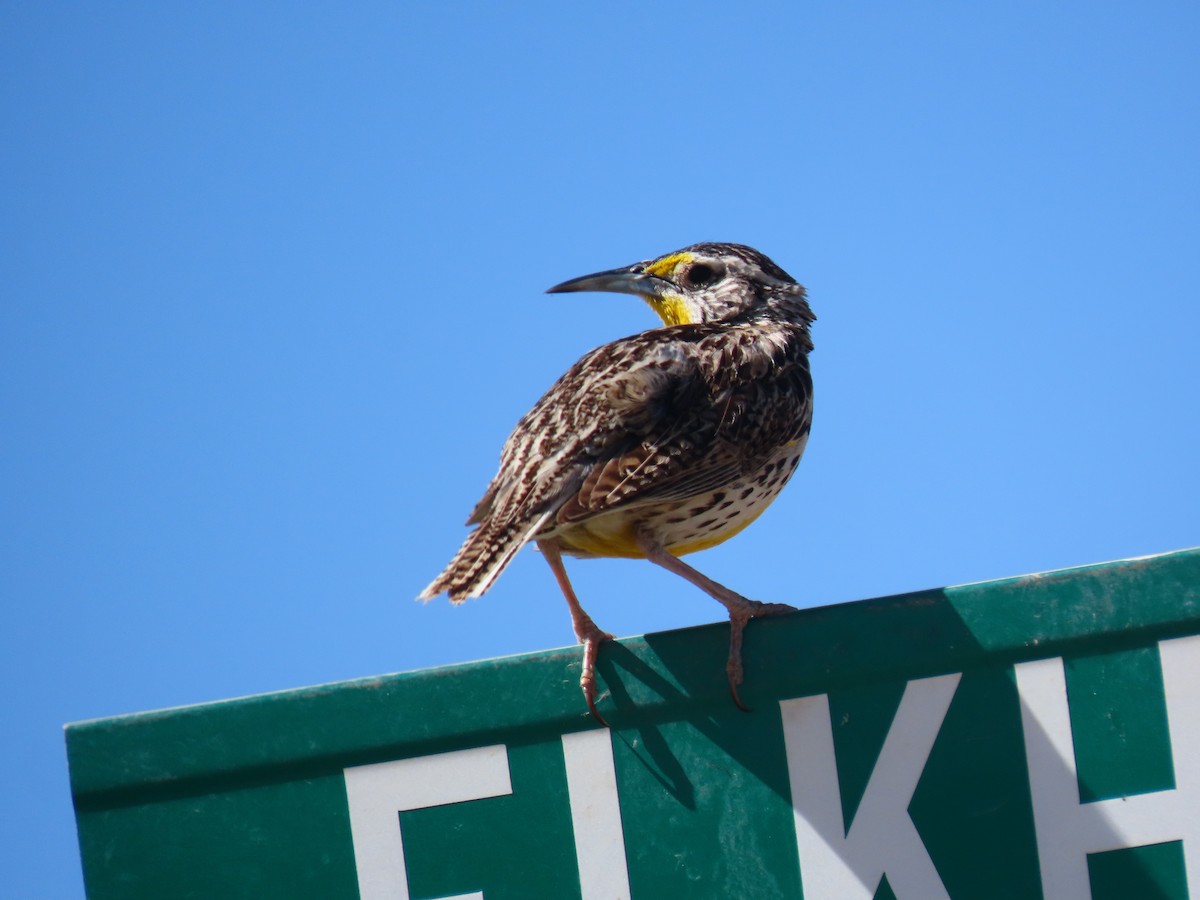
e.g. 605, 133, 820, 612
641, 252, 695, 325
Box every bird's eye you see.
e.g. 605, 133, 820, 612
683, 262, 721, 289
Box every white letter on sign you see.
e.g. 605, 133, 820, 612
781, 673, 960, 900
343, 744, 512, 900
1015, 634, 1200, 900
562, 729, 632, 900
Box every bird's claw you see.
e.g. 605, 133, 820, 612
743, 599, 798, 617
578, 627, 614, 727
583, 683, 611, 727
726, 600, 794, 713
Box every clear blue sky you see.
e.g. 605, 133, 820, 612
3, 3, 1198, 895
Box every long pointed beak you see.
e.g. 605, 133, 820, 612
546, 264, 672, 297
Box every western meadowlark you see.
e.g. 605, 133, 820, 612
421, 242, 815, 723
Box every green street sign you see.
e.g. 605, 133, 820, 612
68, 548, 1200, 899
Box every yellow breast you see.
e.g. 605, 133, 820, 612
550, 442, 804, 559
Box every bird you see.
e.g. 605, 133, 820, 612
420, 242, 815, 723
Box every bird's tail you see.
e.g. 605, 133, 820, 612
419, 511, 553, 603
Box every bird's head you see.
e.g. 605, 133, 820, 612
547, 242, 811, 328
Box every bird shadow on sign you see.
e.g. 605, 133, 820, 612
592, 641, 701, 809
587, 579, 1188, 900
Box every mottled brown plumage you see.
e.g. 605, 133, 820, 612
421, 242, 815, 722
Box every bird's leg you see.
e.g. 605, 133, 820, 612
537, 538, 614, 726
635, 530, 795, 711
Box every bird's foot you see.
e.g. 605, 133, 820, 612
630, 529, 798, 714
737, 599, 797, 618
724, 599, 797, 712
575, 615, 614, 727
